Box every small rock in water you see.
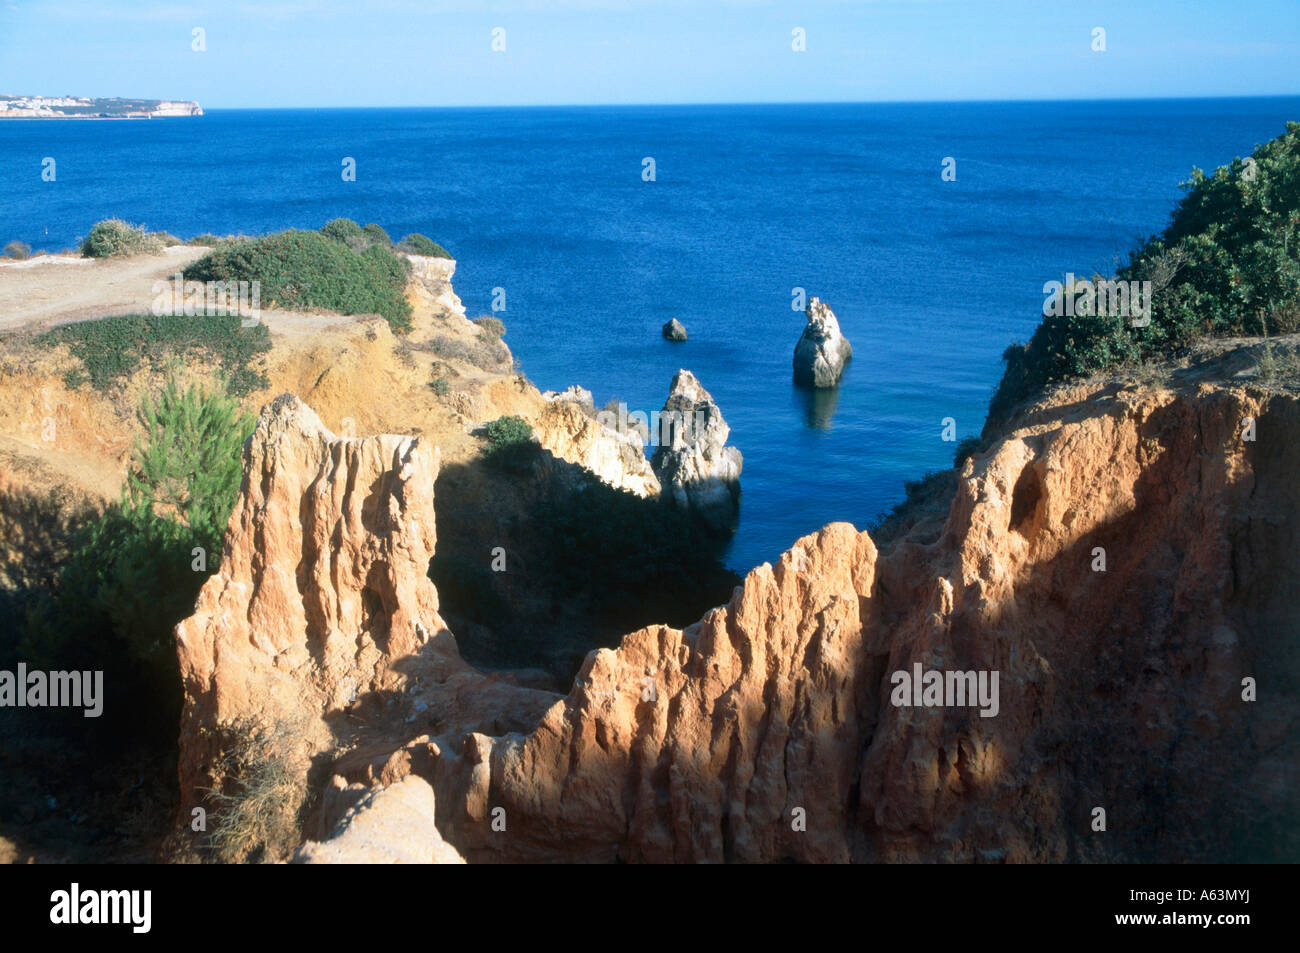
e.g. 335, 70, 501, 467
662, 318, 688, 342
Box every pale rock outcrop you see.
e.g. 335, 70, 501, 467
541, 385, 595, 411
404, 255, 465, 316
294, 776, 464, 864
534, 396, 662, 498
650, 370, 742, 531
793, 297, 852, 388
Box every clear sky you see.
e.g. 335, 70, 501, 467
1, 0, 1297, 108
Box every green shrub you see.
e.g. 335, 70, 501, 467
80, 219, 164, 258
952, 435, 982, 468
183, 229, 413, 332
127, 376, 254, 548
39, 313, 271, 395
988, 121, 1300, 427
483, 415, 536, 473
187, 233, 235, 248
319, 218, 363, 244
399, 233, 452, 258
428, 552, 511, 628
3, 240, 31, 260
474, 315, 506, 338
18, 380, 252, 742
361, 223, 392, 246
430, 376, 449, 397
531, 469, 743, 634
484, 415, 533, 451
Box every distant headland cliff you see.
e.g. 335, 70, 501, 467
0, 96, 202, 119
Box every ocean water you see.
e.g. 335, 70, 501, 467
2, 98, 1297, 571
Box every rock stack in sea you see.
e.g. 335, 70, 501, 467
649, 369, 742, 532
793, 297, 852, 388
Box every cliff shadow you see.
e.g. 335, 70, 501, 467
862, 391, 1300, 863
430, 443, 741, 685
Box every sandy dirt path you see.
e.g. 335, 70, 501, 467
0, 246, 209, 332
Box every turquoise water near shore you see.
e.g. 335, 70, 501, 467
3, 98, 1297, 570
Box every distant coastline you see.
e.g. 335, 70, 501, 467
0, 96, 202, 119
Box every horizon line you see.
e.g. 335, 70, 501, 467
19, 93, 1300, 111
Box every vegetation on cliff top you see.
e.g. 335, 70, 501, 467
80, 218, 170, 258
183, 227, 413, 332
318, 217, 452, 258
989, 121, 1300, 428
39, 312, 271, 395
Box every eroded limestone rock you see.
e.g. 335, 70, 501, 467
793, 297, 852, 388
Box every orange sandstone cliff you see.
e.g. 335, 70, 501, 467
172, 342, 1300, 863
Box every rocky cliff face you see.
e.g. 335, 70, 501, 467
173, 347, 1299, 863
172, 394, 557, 856
793, 298, 852, 388
434, 369, 1297, 862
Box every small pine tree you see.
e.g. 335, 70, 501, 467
126, 376, 254, 553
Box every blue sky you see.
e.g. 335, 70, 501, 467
1, 0, 1297, 107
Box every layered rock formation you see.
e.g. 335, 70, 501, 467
174, 347, 1298, 864
793, 297, 852, 388
403, 254, 466, 317
172, 394, 557, 854
650, 370, 743, 532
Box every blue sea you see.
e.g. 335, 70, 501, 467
2, 98, 1297, 571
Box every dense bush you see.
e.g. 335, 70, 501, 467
186, 233, 240, 248
430, 375, 449, 396
952, 435, 982, 468
39, 313, 270, 395
3, 240, 31, 260
429, 457, 742, 674
319, 218, 364, 244
80, 219, 165, 258
989, 121, 1300, 426
183, 229, 413, 332
484, 415, 533, 451
474, 315, 506, 338
483, 415, 535, 473
361, 223, 392, 246
399, 233, 452, 258
532, 469, 742, 634
428, 552, 512, 628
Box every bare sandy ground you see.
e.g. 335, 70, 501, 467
0, 246, 363, 338
0, 246, 210, 332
